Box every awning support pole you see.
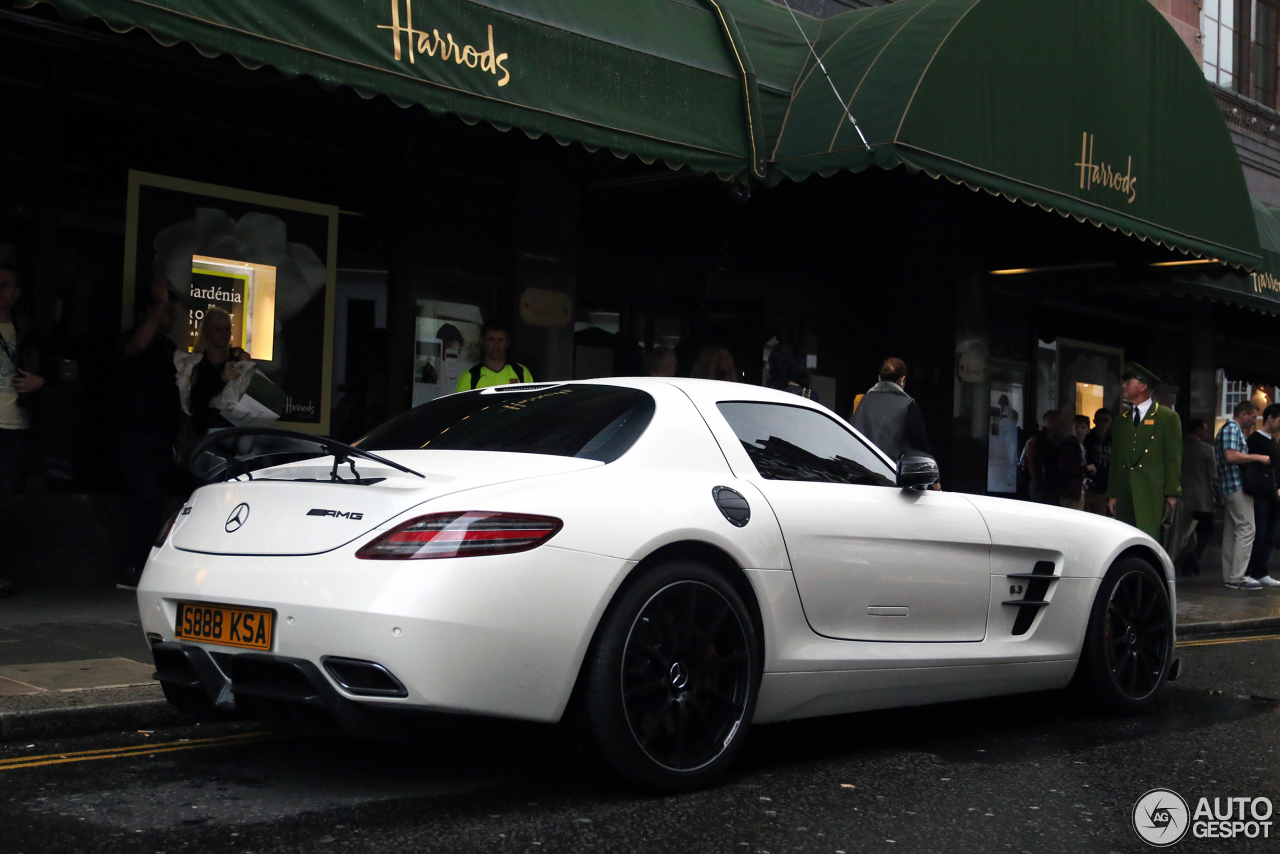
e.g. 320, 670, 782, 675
780, 0, 872, 152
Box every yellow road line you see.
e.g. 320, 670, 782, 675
1177, 634, 1280, 648
0, 731, 281, 771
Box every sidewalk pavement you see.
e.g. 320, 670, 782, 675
2, 536, 1278, 742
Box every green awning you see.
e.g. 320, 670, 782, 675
1171, 199, 1280, 314
22, 0, 1264, 272
760, 0, 1262, 269
20, 0, 767, 178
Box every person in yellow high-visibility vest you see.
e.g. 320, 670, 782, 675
456, 322, 532, 391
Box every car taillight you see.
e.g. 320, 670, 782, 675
153, 509, 181, 549
356, 512, 563, 560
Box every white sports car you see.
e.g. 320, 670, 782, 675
140, 378, 1177, 790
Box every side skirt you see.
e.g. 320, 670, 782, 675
751, 659, 1077, 723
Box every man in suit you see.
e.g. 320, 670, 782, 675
1108, 363, 1182, 539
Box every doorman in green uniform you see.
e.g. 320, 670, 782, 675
1108, 363, 1182, 539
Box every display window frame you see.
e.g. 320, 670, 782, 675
123, 170, 339, 434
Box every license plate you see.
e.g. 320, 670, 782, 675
174, 602, 275, 650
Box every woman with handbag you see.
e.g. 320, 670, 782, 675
189, 306, 252, 434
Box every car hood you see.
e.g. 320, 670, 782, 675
168, 451, 602, 556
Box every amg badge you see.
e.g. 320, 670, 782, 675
307, 508, 364, 520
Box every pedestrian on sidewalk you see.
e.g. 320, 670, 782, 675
189, 306, 251, 435
1027, 410, 1063, 505
767, 343, 818, 401
1059, 414, 1094, 510
455, 321, 532, 390
689, 345, 739, 383
0, 264, 48, 597
1245, 403, 1280, 588
1108, 363, 1182, 539
644, 346, 677, 378
851, 358, 937, 488
113, 274, 183, 591
1082, 408, 1112, 515
1216, 400, 1271, 591
1181, 419, 1218, 574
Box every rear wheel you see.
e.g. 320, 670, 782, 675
582, 560, 760, 791
1073, 557, 1173, 713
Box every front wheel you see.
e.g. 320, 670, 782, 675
581, 560, 760, 792
1073, 557, 1173, 713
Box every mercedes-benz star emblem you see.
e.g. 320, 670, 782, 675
225, 503, 250, 533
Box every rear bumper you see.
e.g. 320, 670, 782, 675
152, 641, 412, 735
138, 544, 633, 723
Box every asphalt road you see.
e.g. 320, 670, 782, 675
2, 636, 1278, 854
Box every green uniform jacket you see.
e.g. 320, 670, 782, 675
1107, 401, 1182, 539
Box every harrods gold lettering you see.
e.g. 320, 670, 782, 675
1253, 271, 1280, 294
377, 0, 510, 86
1074, 132, 1138, 204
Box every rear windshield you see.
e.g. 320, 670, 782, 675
356, 385, 655, 463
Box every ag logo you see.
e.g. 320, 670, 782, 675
225, 503, 250, 533
1133, 788, 1190, 846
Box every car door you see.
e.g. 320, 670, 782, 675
715, 401, 991, 643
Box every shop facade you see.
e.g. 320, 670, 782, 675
3, 0, 1280, 584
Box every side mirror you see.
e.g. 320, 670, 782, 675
897, 451, 939, 490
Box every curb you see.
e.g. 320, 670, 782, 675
0, 698, 190, 743
1177, 616, 1280, 638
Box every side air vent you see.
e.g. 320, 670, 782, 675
1003, 560, 1058, 636
712, 486, 750, 527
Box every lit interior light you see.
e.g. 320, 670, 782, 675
1149, 259, 1220, 267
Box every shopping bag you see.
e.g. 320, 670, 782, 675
211, 360, 284, 428
173, 351, 203, 415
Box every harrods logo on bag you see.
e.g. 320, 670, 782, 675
377, 0, 511, 87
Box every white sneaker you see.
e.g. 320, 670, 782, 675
1256, 575, 1280, 588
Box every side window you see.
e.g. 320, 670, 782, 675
717, 402, 895, 487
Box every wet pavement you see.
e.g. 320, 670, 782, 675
0, 634, 1276, 853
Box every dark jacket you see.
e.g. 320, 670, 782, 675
1246, 429, 1280, 502
1029, 428, 1062, 490
2, 314, 53, 426
114, 331, 181, 441
1083, 428, 1111, 494
851, 381, 931, 461
190, 354, 236, 434
1059, 438, 1088, 500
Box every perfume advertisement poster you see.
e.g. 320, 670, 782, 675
125, 172, 337, 433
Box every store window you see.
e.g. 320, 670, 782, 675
1203, 0, 1241, 91
987, 374, 1025, 494
1215, 369, 1254, 435
413, 299, 484, 406
1254, 0, 1280, 107
1076, 382, 1105, 423
1203, 0, 1280, 107
1053, 338, 1124, 427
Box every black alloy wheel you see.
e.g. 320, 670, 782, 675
582, 560, 759, 791
1074, 557, 1173, 713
